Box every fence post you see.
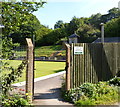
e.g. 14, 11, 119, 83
26, 38, 34, 103
64, 43, 71, 91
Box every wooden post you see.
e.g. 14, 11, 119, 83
26, 38, 34, 103
100, 23, 104, 43
64, 43, 71, 91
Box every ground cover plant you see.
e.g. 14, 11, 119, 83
3, 60, 65, 83
62, 78, 120, 106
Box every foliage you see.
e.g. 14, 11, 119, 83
1, 1, 46, 59
109, 77, 120, 86
2, 35, 19, 59
105, 17, 120, 37
1, 60, 29, 106
76, 24, 100, 42
89, 13, 102, 28
11, 14, 43, 45
36, 26, 52, 46
66, 16, 89, 35
1, 94, 30, 107
1, 2, 45, 36
62, 81, 119, 106
54, 20, 64, 29
2, 60, 27, 95
1, 2, 47, 106
40, 28, 67, 45
89, 7, 120, 29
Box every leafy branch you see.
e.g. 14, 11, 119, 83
2, 60, 27, 95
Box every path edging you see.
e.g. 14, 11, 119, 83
12, 71, 66, 86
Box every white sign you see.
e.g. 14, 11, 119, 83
74, 46, 84, 54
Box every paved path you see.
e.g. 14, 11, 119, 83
17, 73, 73, 106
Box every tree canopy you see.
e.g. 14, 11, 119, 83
105, 17, 120, 37
1, 1, 46, 59
35, 7, 120, 46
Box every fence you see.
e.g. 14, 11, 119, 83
14, 46, 27, 60
69, 43, 120, 89
14, 46, 66, 61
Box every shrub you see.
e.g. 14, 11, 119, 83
109, 77, 120, 86
2, 94, 29, 107
79, 83, 96, 98
62, 81, 119, 106
75, 99, 95, 106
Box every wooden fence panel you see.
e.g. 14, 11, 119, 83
117, 43, 120, 73
70, 43, 120, 88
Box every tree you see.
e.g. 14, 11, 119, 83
1, 1, 46, 59
105, 17, 120, 37
35, 26, 52, 46
11, 14, 42, 45
65, 16, 89, 35
76, 24, 100, 43
89, 13, 102, 28
89, 8, 120, 29
54, 20, 64, 29
108, 7, 120, 19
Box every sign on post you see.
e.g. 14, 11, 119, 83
74, 46, 84, 54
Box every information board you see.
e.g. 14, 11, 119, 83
74, 46, 84, 54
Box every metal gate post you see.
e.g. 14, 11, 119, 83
64, 43, 71, 91
26, 38, 34, 103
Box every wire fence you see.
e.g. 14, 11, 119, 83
14, 46, 27, 60
13, 46, 66, 61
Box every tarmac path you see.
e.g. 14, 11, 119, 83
33, 74, 73, 106
17, 73, 73, 106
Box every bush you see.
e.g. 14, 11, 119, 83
109, 77, 120, 86
75, 99, 95, 106
2, 94, 30, 107
80, 83, 96, 98
62, 81, 119, 106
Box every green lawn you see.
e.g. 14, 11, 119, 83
2, 60, 65, 83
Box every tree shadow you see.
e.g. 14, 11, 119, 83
53, 69, 65, 73
88, 43, 115, 82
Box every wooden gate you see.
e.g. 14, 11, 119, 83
65, 43, 120, 90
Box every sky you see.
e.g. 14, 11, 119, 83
33, 0, 120, 29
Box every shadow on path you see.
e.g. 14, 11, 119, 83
34, 88, 61, 99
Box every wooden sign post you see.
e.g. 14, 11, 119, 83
26, 38, 34, 103
64, 43, 71, 91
